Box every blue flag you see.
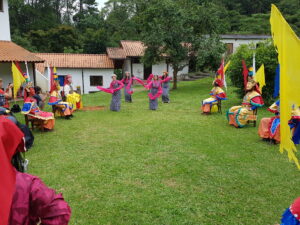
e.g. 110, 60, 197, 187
273, 64, 280, 98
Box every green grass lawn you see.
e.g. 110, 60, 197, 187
15, 77, 300, 225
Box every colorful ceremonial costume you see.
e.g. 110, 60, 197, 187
48, 81, 73, 117
97, 78, 124, 112
280, 197, 300, 225
258, 101, 280, 143
258, 101, 300, 144
227, 81, 264, 128
22, 85, 55, 130
160, 72, 172, 103
201, 79, 227, 113
63, 75, 83, 110
0, 117, 71, 225
121, 75, 133, 103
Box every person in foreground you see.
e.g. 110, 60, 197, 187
201, 78, 227, 114
276, 197, 300, 225
97, 74, 124, 112
0, 117, 71, 225
227, 80, 264, 128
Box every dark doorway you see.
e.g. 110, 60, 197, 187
144, 65, 152, 80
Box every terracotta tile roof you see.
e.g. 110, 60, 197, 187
106, 47, 127, 59
35, 53, 114, 73
120, 40, 145, 57
0, 41, 44, 63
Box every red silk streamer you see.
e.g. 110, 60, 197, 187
97, 81, 124, 94
242, 60, 249, 90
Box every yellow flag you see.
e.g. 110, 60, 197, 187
270, 5, 300, 169
254, 64, 265, 93
11, 62, 26, 99
224, 61, 231, 73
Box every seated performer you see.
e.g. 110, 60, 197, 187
277, 197, 300, 225
258, 101, 300, 144
0, 78, 13, 109
33, 86, 48, 110
97, 74, 124, 112
227, 80, 264, 128
48, 79, 73, 119
201, 78, 227, 114
63, 75, 83, 110
0, 117, 71, 225
21, 82, 55, 130
258, 100, 280, 143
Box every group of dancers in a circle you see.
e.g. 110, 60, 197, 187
97, 71, 172, 111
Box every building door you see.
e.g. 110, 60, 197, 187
144, 65, 152, 80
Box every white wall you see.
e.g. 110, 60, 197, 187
168, 61, 189, 77
132, 63, 143, 79
221, 39, 264, 53
0, 0, 11, 41
50, 68, 114, 94
0, 62, 34, 88
152, 62, 168, 75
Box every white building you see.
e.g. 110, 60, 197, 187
35, 53, 115, 94
0, 0, 11, 41
220, 34, 271, 54
107, 40, 189, 80
0, 0, 44, 94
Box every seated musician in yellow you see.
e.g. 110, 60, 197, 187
63, 75, 82, 110
227, 80, 264, 128
201, 78, 227, 114
48, 79, 73, 119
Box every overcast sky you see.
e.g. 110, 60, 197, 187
95, 0, 107, 9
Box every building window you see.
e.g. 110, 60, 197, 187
0, 0, 3, 12
90, 76, 103, 86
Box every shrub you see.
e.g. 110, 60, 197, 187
226, 40, 278, 105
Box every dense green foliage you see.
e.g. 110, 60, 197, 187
9, 0, 300, 55
226, 40, 278, 105
14, 78, 300, 225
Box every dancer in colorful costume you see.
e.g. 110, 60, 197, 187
97, 74, 124, 112
0, 78, 13, 109
48, 78, 73, 119
0, 117, 71, 225
63, 75, 83, 110
201, 78, 227, 114
258, 101, 300, 144
121, 72, 133, 103
258, 100, 280, 143
145, 74, 163, 110
278, 197, 300, 225
227, 80, 264, 128
21, 82, 55, 130
160, 72, 172, 103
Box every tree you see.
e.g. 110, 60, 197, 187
138, 0, 224, 89
226, 40, 278, 104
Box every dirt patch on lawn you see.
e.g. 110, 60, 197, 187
81, 106, 105, 111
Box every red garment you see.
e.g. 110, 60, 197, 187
242, 60, 248, 90
0, 117, 25, 225
64, 75, 72, 86
9, 172, 71, 225
290, 197, 300, 221
251, 96, 265, 106
97, 80, 124, 94
146, 81, 163, 100
0, 89, 9, 108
